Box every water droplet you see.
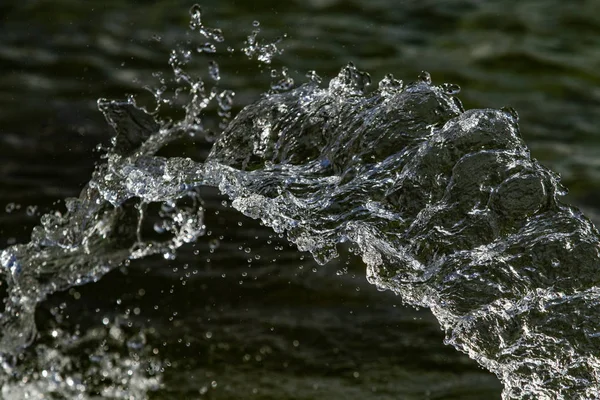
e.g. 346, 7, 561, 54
329, 63, 371, 94
189, 4, 203, 30
270, 67, 295, 92
204, 27, 225, 43
242, 27, 285, 64
197, 42, 217, 53
378, 73, 403, 95
26, 205, 38, 217
217, 90, 235, 111
127, 332, 147, 351
440, 82, 460, 95
418, 70, 432, 85
208, 60, 220, 81
501, 106, 519, 122
306, 70, 322, 84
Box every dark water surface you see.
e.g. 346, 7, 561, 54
1, 1, 599, 399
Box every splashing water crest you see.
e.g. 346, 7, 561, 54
1, 5, 599, 399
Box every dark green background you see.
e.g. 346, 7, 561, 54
1, 1, 598, 398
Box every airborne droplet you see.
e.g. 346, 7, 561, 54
418, 70, 432, 85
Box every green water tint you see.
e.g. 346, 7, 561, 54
2, 3, 600, 400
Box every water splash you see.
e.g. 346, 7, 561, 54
2, 6, 600, 400
2, 321, 163, 400
208, 72, 600, 399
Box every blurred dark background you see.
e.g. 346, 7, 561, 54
1, 0, 599, 398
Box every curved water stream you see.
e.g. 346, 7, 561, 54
1, 4, 600, 400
